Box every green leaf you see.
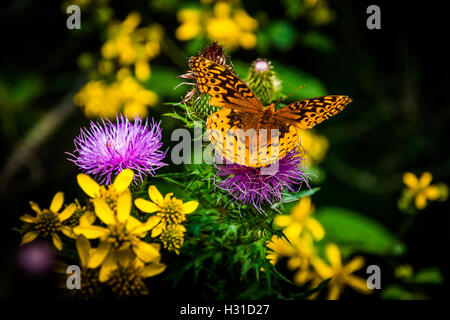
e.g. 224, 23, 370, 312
315, 206, 405, 256
272, 62, 327, 100
381, 284, 428, 300
411, 267, 443, 285
301, 31, 335, 54
267, 20, 297, 51
281, 187, 320, 203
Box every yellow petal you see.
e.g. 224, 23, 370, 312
77, 174, 100, 198
148, 185, 164, 206
19, 214, 37, 224
151, 224, 163, 237
88, 242, 111, 268
274, 215, 292, 227
80, 211, 96, 226
126, 215, 143, 231
326, 243, 342, 268
73, 225, 109, 239
116, 189, 131, 223
76, 236, 91, 267
425, 185, 440, 200
50, 192, 64, 212
20, 231, 40, 245
347, 275, 372, 294
419, 172, 433, 188
293, 197, 312, 220
306, 218, 325, 241
284, 224, 303, 239
293, 269, 310, 286
287, 257, 302, 270
29, 201, 41, 214
344, 256, 365, 273
142, 262, 166, 278
135, 198, 160, 213
403, 172, 419, 190
327, 284, 343, 300
93, 198, 115, 225
116, 249, 136, 268
113, 169, 134, 193
52, 233, 63, 251
312, 257, 334, 279
131, 216, 160, 235
415, 192, 427, 210
182, 201, 199, 214
132, 240, 161, 262
99, 252, 118, 282
164, 193, 173, 202
61, 226, 76, 239
58, 203, 77, 221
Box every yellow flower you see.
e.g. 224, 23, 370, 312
297, 128, 329, 165
403, 172, 441, 209
175, 8, 202, 40
106, 249, 166, 297
274, 197, 325, 240
135, 185, 199, 237
134, 60, 151, 81
77, 169, 134, 209
159, 224, 187, 254
267, 233, 318, 288
74, 171, 161, 282
175, 2, 258, 50
312, 243, 371, 300
74, 236, 102, 298
20, 192, 76, 251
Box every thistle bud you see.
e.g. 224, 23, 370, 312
246, 59, 281, 105
189, 94, 218, 121
179, 42, 230, 120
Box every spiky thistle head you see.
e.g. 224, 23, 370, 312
215, 148, 310, 209
246, 58, 282, 105
68, 115, 167, 185
178, 42, 233, 121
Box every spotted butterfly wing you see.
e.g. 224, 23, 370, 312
188, 56, 351, 167
189, 56, 262, 113
274, 95, 352, 129
207, 108, 299, 167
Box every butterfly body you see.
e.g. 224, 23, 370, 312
189, 56, 352, 167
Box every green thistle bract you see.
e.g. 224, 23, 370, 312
246, 59, 281, 105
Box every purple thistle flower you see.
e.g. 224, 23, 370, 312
215, 148, 310, 208
68, 115, 167, 184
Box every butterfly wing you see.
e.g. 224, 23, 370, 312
189, 56, 263, 114
207, 108, 299, 167
274, 95, 352, 129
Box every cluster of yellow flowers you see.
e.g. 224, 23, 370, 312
19, 169, 199, 297
267, 197, 372, 300
135, 186, 198, 254
303, 0, 335, 26
399, 171, 448, 212
74, 12, 163, 119
74, 69, 158, 119
101, 12, 163, 81
176, 1, 258, 50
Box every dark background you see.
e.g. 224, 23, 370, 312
0, 0, 449, 299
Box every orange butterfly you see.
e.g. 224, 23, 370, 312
189, 56, 352, 167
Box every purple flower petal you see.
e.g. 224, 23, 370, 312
67, 115, 167, 184
215, 148, 310, 208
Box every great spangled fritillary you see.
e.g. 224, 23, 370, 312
189, 56, 352, 167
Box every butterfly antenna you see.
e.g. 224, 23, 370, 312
276, 84, 306, 105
